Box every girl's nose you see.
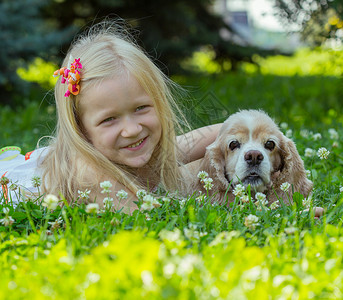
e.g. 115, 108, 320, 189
120, 117, 142, 138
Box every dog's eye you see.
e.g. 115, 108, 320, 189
265, 140, 275, 151
229, 140, 240, 151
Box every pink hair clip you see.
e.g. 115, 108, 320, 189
53, 58, 83, 97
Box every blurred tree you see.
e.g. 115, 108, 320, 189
1, 0, 275, 105
43, 0, 273, 73
0, 0, 75, 105
273, 0, 343, 46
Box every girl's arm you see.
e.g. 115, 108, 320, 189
177, 123, 223, 164
88, 178, 139, 214
79, 162, 139, 213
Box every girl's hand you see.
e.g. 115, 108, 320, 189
302, 207, 324, 218
177, 123, 223, 164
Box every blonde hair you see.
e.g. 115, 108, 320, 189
41, 21, 187, 200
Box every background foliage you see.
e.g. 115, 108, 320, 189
7, 0, 343, 106
1, 0, 272, 105
274, 0, 343, 46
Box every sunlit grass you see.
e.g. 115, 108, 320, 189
0, 120, 343, 297
17, 57, 58, 90
185, 46, 343, 77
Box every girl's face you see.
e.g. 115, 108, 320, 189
79, 73, 162, 169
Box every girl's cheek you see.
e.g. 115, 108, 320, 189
104, 126, 120, 141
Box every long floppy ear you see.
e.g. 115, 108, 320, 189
275, 136, 313, 198
203, 141, 229, 191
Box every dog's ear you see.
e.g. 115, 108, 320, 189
274, 136, 313, 198
203, 141, 228, 191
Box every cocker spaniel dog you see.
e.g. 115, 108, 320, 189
184, 110, 312, 205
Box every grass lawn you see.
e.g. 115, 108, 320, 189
0, 50, 343, 298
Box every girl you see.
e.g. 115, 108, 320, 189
0, 21, 222, 212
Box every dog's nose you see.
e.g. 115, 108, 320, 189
244, 150, 264, 166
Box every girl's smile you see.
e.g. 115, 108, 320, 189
123, 137, 147, 150
79, 72, 162, 169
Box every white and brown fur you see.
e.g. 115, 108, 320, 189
183, 110, 312, 205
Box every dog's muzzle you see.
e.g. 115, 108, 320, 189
242, 150, 266, 188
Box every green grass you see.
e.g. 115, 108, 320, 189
0, 49, 343, 298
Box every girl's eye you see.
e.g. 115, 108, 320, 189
136, 105, 148, 111
102, 117, 115, 123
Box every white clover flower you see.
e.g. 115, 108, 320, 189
332, 141, 339, 148
184, 227, 207, 241
304, 148, 315, 157
177, 254, 199, 276
312, 133, 322, 141
85, 203, 99, 214
103, 197, 114, 207
280, 122, 288, 130
202, 177, 213, 191
136, 189, 147, 199
300, 129, 310, 138
0, 216, 14, 226
233, 184, 245, 198
255, 192, 266, 202
42, 194, 59, 210
141, 194, 161, 211
328, 128, 339, 140
78, 189, 91, 200
255, 205, 263, 212
141, 271, 153, 288
143, 194, 155, 203
141, 202, 154, 211
163, 263, 176, 278
87, 272, 101, 284
116, 190, 128, 200
162, 197, 171, 203
270, 201, 280, 209
100, 181, 112, 193
280, 182, 291, 193
340, 186, 343, 193
305, 170, 311, 178
31, 176, 41, 188
202, 177, 213, 184
48, 218, 63, 230
285, 129, 292, 138
159, 228, 182, 243
302, 195, 312, 209
317, 147, 330, 160
238, 204, 246, 211
151, 199, 162, 208
2, 207, 10, 215
184, 228, 200, 240
179, 198, 187, 208
197, 171, 209, 181
189, 223, 198, 230
240, 194, 250, 204
284, 227, 297, 235
244, 214, 259, 230
255, 201, 268, 211
255, 192, 267, 210
196, 193, 206, 202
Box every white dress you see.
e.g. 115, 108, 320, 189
0, 146, 49, 203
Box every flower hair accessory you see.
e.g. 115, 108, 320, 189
53, 58, 83, 97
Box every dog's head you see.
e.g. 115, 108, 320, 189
205, 110, 312, 200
